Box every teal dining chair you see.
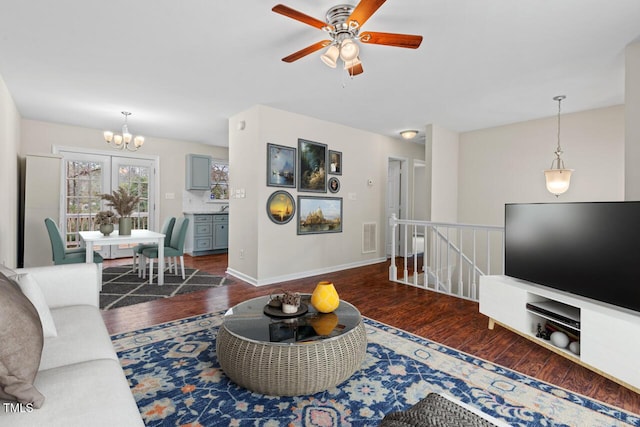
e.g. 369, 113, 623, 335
44, 218, 103, 266
141, 217, 190, 284
131, 217, 175, 275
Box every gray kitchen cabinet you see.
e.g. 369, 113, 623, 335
184, 213, 228, 256
186, 154, 211, 190
213, 214, 228, 249
193, 215, 213, 251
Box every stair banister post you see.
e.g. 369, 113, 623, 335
389, 214, 398, 280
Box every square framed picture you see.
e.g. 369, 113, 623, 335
297, 196, 342, 235
298, 139, 327, 192
329, 150, 342, 175
267, 143, 296, 187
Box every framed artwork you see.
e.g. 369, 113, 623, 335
267, 143, 296, 188
329, 150, 342, 175
298, 139, 327, 192
328, 177, 340, 193
266, 191, 296, 224
297, 196, 342, 235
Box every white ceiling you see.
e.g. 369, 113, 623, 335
1, 0, 639, 147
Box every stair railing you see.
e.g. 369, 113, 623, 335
388, 214, 504, 302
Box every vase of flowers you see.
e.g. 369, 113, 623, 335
100, 186, 140, 236
94, 210, 117, 236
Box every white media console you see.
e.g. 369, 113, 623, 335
479, 275, 640, 393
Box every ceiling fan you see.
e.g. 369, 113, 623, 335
272, 0, 423, 77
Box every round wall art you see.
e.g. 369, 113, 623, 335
328, 177, 340, 193
266, 190, 296, 224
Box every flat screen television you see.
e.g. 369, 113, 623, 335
504, 201, 640, 314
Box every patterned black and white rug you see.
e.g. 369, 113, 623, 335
100, 264, 227, 310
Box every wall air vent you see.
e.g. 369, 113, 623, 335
362, 222, 377, 254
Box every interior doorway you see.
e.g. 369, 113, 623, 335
386, 157, 408, 257
412, 160, 428, 220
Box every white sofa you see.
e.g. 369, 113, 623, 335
0, 263, 143, 427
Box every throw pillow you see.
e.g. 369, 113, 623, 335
0, 272, 45, 408
13, 273, 58, 338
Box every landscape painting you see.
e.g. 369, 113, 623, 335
297, 196, 342, 235
266, 191, 295, 224
298, 139, 327, 192
267, 143, 296, 187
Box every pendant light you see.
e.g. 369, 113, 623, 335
543, 95, 573, 196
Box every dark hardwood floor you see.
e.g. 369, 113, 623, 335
101, 254, 640, 415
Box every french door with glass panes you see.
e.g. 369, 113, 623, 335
60, 150, 156, 259
110, 157, 155, 257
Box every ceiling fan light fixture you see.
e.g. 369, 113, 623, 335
273, 2, 423, 77
321, 45, 339, 68
339, 38, 359, 61
343, 56, 362, 69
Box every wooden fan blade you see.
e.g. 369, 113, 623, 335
360, 31, 423, 49
348, 0, 386, 28
282, 40, 332, 63
348, 62, 364, 76
272, 4, 332, 30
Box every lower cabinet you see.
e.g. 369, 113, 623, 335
213, 215, 228, 250
185, 213, 228, 255
479, 275, 640, 392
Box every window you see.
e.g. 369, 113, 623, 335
210, 159, 229, 200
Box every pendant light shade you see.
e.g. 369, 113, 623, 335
544, 169, 572, 195
321, 45, 339, 68
339, 38, 359, 62
543, 95, 574, 196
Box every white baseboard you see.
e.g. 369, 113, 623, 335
224, 268, 258, 286
226, 257, 387, 287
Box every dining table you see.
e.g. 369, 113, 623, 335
78, 229, 166, 285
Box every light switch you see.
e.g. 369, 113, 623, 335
165, 193, 175, 200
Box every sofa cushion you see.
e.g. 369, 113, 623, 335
0, 359, 144, 427
39, 305, 118, 372
12, 273, 58, 338
0, 272, 45, 408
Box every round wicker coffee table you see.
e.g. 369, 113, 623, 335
216, 294, 367, 396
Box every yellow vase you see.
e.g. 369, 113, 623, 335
311, 281, 340, 313
310, 312, 338, 336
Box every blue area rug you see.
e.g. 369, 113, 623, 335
111, 311, 639, 426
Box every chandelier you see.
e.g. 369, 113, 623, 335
104, 111, 144, 152
543, 95, 573, 196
